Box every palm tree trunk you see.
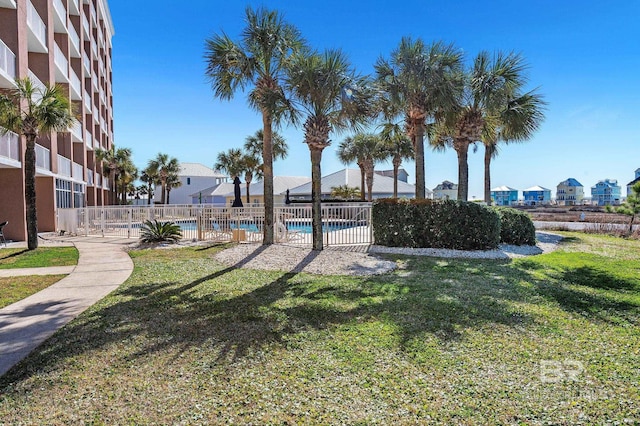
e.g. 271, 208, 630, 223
484, 145, 493, 205
455, 140, 469, 201
147, 183, 152, 205
365, 163, 374, 202
24, 136, 38, 250
166, 189, 171, 204
160, 179, 166, 204
245, 176, 252, 204
262, 113, 274, 245
310, 147, 324, 251
414, 125, 426, 199
359, 164, 365, 201
393, 157, 400, 199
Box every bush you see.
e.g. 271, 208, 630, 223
140, 220, 182, 243
492, 207, 536, 245
372, 199, 501, 250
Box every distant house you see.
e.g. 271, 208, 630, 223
288, 168, 421, 200
432, 180, 458, 200
627, 168, 640, 196
222, 176, 312, 206
490, 186, 518, 206
374, 168, 409, 183
523, 186, 552, 205
591, 179, 622, 206
190, 182, 235, 205
556, 178, 584, 206
156, 163, 228, 205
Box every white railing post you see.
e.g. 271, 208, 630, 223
127, 208, 132, 238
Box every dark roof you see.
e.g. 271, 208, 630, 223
558, 178, 583, 187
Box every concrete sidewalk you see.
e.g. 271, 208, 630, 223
0, 236, 134, 376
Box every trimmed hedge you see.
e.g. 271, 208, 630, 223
372, 199, 501, 250
492, 207, 536, 246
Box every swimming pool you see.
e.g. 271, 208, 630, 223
177, 220, 360, 234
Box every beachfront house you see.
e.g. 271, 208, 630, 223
287, 168, 420, 201
190, 182, 235, 205
556, 178, 584, 205
432, 180, 458, 200
490, 186, 518, 206
156, 163, 228, 205
627, 168, 640, 196
523, 186, 552, 205
591, 179, 622, 206
374, 168, 409, 183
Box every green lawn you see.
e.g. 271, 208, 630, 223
0, 234, 638, 424
0, 247, 78, 269
0, 275, 68, 309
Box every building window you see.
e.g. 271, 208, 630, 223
74, 183, 86, 207
187, 177, 191, 185
56, 179, 72, 208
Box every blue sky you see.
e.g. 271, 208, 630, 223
109, 0, 640, 199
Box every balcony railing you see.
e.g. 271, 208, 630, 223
27, 0, 47, 50
83, 52, 90, 75
72, 162, 83, 180
54, 43, 68, 76
70, 119, 82, 141
0, 39, 16, 82
89, 1, 96, 24
82, 14, 90, 38
93, 104, 99, 124
95, 172, 101, 188
70, 69, 81, 99
35, 143, 50, 171
57, 154, 72, 177
0, 128, 20, 162
68, 0, 79, 15
86, 131, 93, 150
69, 24, 80, 57
53, 0, 66, 30
83, 90, 91, 112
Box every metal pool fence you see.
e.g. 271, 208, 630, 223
57, 203, 373, 247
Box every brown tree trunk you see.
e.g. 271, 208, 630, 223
310, 147, 324, 251
262, 113, 274, 245
245, 174, 252, 204
484, 144, 493, 205
365, 162, 374, 202
24, 135, 38, 250
393, 157, 400, 199
455, 139, 469, 201
414, 124, 426, 199
166, 189, 171, 204
359, 164, 365, 201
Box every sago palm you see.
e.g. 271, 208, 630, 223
205, 7, 304, 245
286, 49, 372, 250
0, 78, 73, 249
375, 38, 463, 199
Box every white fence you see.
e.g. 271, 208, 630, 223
57, 204, 373, 247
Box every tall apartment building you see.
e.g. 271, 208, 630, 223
0, 0, 114, 242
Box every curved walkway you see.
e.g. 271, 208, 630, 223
0, 236, 134, 376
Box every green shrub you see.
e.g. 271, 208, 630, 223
140, 220, 182, 243
372, 199, 501, 250
492, 207, 536, 245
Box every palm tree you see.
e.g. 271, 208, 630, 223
379, 122, 414, 198
205, 7, 304, 245
240, 152, 262, 204
214, 148, 244, 180
286, 49, 372, 250
434, 51, 546, 201
96, 146, 136, 204
337, 136, 366, 201
337, 133, 386, 201
244, 129, 288, 162
147, 153, 180, 204
165, 173, 182, 204
375, 38, 463, 199
140, 167, 156, 205
0, 78, 73, 249
330, 185, 360, 200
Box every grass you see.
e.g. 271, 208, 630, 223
0, 234, 638, 424
0, 275, 68, 309
0, 247, 78, 269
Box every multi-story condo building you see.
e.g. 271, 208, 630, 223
591, 179, 621, 206
556, 178, 584, 206
0, 0, 114, 242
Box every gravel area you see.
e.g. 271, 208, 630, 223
214, 232, 564, 276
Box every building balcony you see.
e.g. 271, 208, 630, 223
53, 43, 69, 83
0, 0, 17, 9
68, 0, 80, 16
52, 0, 67, 33
72, 161, 83, 180
69, 69, 81, 100
89, 1, 96, 25
83, 52, 91, 76
0, 128, 20, 167
82, 13, 90, 38
69, 24, 81, 58
92, 104, 99, 124
57, 154, 71, 177
87, 169, 93, 185
27, 0, 47, 53
70, 119, 82, 142
0, 38, 16, 88
91, 74, 98, 92
95, 172, 101, 188
83, 90, 91, 113
35, 143, 51, 172
85, 131, 93, 150
27, 70, 46, 102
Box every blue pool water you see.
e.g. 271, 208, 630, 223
177, 221, 358, 234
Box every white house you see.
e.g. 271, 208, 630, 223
156, 163, 228, 205
432, 180, 458, 200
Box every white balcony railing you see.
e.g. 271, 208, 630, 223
0, 128, 20, 162
92, 74, 98, 92
93, 104, 99, 124
68, 0, 80, 15
99, 85, 105, 103
57, 154, 72, 177
53, 0, 66, 30
0, 39, 16, 82
70, 119, 82, 140
87, 169, 94, 186
68, 24, 80, 57
82, 14, 90, 38
91, 40, 97, 58
54, 43, 68, 76
83, 52, 90, 75
96, 172, 101, 188
72, 162, 83, 180
100, 115, 107, 133
86, 131, 93, 150
103, 177, 110, 190
98, 56, 104, 74
35, 143, 50, 171
27, 0, 47, 50
89, 1, 96, 24
70, 69, 81, 99
83, 90, 91, 112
